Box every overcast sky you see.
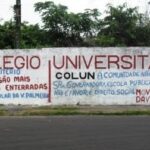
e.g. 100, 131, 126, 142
0, 0, 149, 24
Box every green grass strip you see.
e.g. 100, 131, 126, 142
0, 106, 150, 116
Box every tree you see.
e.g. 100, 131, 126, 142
97, 3, 140, 46
0, 21, 47, 49
21, 22, 47, 48
34, 1, 101, 46
0, 21, 15, 49
0, 2, 149, 49
34, 1, 71, 46
134, 8, 150, 46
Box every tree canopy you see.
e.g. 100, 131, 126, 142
0, 1, 149, 49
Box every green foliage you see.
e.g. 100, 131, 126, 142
0, 21, 15, 49
21, 22, 47, 48
100, 3, 150, 46
34, 1, 101, 46
0, 2, 150, 49
98, 3, 140, 46
134, 13, 150, 46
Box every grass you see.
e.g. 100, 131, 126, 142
0, 106, 150, 116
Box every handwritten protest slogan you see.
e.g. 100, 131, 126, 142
0, 48, 150, 105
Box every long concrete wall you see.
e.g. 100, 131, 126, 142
0, 47, 150, 105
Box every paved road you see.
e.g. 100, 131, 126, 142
0, 116, 150, 150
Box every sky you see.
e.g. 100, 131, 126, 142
0, 0, 149, 24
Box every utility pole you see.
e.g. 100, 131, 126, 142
14, 0, 21, 49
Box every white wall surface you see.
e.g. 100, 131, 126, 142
0, 47, 150, 105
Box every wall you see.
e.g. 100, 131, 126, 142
0, 47, 150, 105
